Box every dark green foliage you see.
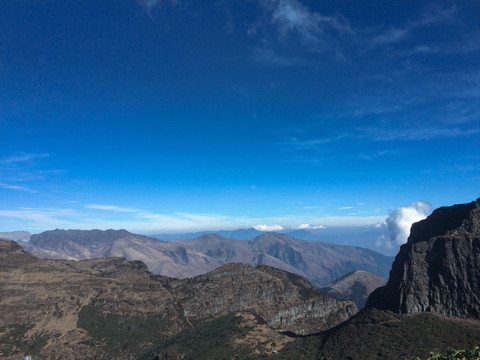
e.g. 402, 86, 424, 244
138, 314, 254, 360
275, 310, 480, 360
77, 304, 170, 357
413, 347, 480, 360
0, 324, 48, 357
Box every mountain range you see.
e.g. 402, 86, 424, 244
152, 225, 390, 252
0, 239, 355, 359
23, 230, 393, 285
1, 198, 480, 359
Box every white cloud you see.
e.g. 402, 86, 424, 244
0, 202, 387, 234
0, 183, 37, 193
253, 224, 285, 231
86, 204, 139, 213
0, 208, 78, 231
1, 152, 49, 164
258, 0, 351, 46
369, 5, 455, 48
386, 201, 433, 247
297, 223, 325, 229
339, 206, 353, 210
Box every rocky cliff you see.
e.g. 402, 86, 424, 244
0, 239, 356, 359
366, 198, 480, 319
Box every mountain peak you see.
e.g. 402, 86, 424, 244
366, 198, 480, 319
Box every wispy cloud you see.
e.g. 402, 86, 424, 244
136, 0, 162, 14
370, 28, 409, 47
254, 0, 352, 51
369, 5, 455, 48
0, 183, 37, 193
0, 204, 388, 233
1, 152, 49, 164
86, 204, 139, 213
250, 47, 302, 67
364, 126, 480, 142
286, 123, 479, 150
0, 208, 78, 231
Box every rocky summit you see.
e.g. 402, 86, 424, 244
0, 239, 356, 359
366, 198, 480, 318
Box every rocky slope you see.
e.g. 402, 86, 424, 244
25, 229, 393, 284
318, 270, 386, 308
274, 198, 480, 360
0, 239, 356, 359
366, 198, 480, 318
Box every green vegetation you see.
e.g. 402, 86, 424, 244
275, 310, 480, 360
77, 304, 170, 357
78, 305, 263, 360
138, 314, 255, 360
414, 347, 480, 360
0, 324, 48, 357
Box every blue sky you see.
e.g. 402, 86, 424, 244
1, 0, 479, 238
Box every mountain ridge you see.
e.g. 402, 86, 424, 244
0, 238, 356, 358
24, 229, 393, 285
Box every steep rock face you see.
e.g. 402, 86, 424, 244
366, 198, 480, 319
175, 263, 357, 335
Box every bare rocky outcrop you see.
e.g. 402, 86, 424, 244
366, 198, 480, 319
175, 263, 356, 335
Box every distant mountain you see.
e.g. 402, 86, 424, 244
0, 231, 31, 242
0, 239, 356, 358
318, 270, 387, 308
25, 229, 394, 284
152, 227, 265, 240
150, 225, 392, 255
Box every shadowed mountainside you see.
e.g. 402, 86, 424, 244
24, 230, 393, 285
